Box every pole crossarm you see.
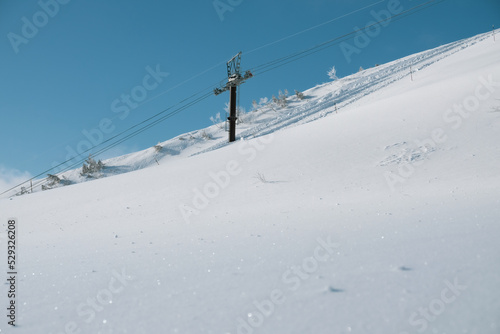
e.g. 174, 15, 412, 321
214, 52, 253, 95
213, 70, 253, 95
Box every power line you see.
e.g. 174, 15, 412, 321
250, 0, 446, 76
244, 0, 386, 56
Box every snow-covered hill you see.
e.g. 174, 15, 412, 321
22, 28, 493, 192
1, 30, 499, 334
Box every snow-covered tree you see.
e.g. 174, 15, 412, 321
81, 155, 104, 178
278, 90, 288, 108
252, 100, 258, 110
327, 66, 338, 80
236, 106, 247, 124
41, 174, 70, 191
47, 174, 61, 186
210, 112, 224, 130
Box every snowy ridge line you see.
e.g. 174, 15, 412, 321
193, 31, 491, 156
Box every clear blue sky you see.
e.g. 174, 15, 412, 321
1, 0, 499, 192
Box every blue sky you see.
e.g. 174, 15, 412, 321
1, 0, 499, 192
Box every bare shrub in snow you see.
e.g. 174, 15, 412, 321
81, 155, 104, 178
210, 112, 225, 129
295, 90, 305, 100
154, 143, 163, 152
201, 130, 212, 140
254, 172, 268, 183
278, 90, 288, 108
16, 186, 28, 196
252, 97, 270, 112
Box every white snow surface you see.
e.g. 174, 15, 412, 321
1, 30, 500, 333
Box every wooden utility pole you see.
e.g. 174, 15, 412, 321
214, 52, 253, 142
